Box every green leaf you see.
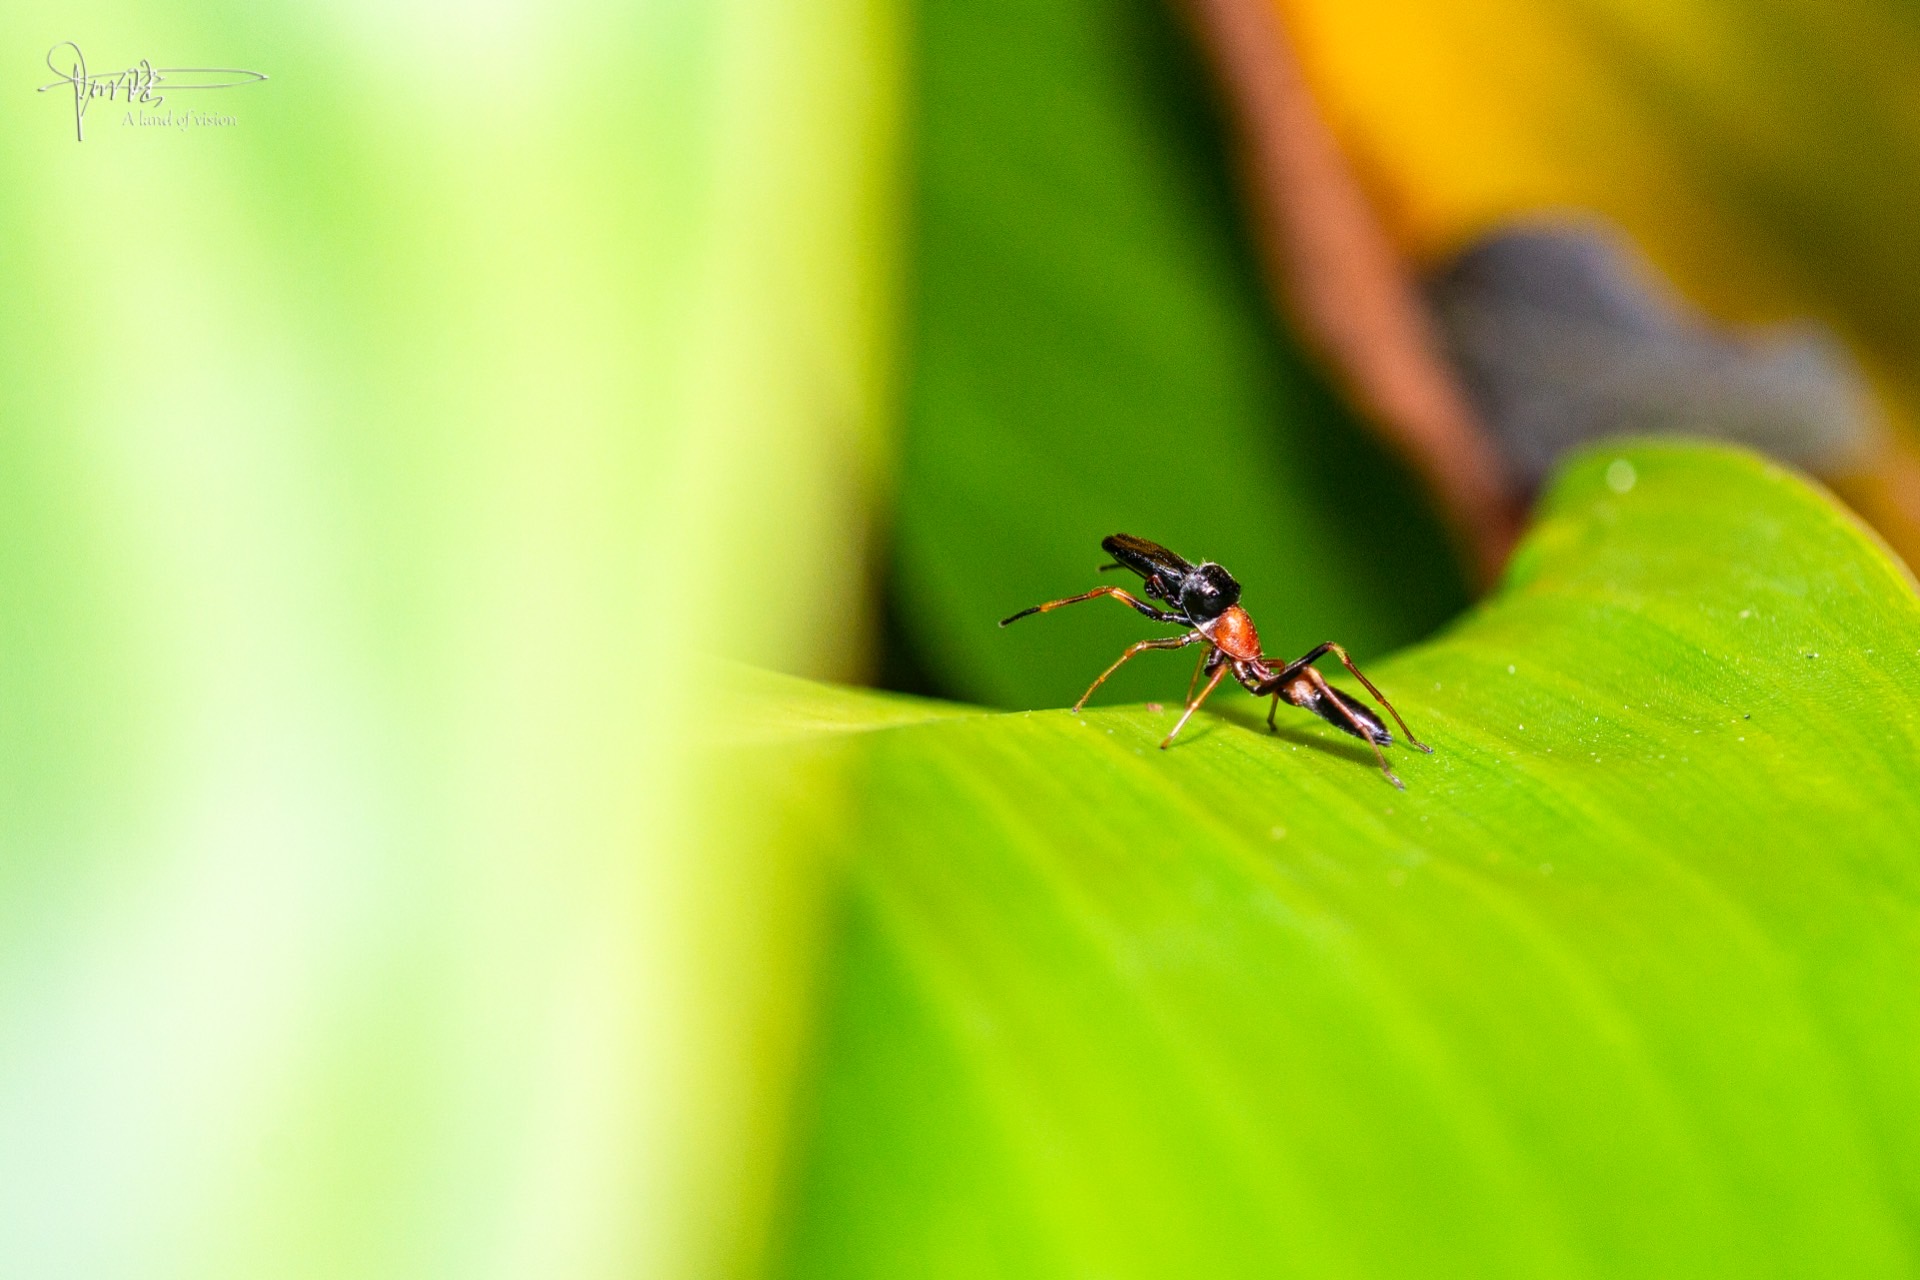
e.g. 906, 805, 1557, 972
896, 0, 1467, 710
753, 443, 1920, 1276
0, 2, 903, 1276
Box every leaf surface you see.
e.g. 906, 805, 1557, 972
760, 443, 1920, 1277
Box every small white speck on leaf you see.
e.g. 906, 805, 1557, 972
1605, 459, 1637, 493
1270, 826, 1287, 840
1507, 664, 1516, 675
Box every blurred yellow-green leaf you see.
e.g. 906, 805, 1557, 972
0, 1, 900, 1276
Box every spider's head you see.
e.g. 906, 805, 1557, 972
1178, 563, 1241, 621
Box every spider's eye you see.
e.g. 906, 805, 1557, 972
1180, 563, 1241, 620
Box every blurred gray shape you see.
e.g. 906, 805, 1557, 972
1425, 220, 1881, 486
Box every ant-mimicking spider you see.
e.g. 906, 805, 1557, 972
1001, 534, 1432, 787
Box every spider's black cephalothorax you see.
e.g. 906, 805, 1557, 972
1098, 533, 1240, 621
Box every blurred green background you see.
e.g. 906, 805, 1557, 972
9, 0, 1920, 1276
6, 1, 899, 1275
890, 0, 1465, 711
